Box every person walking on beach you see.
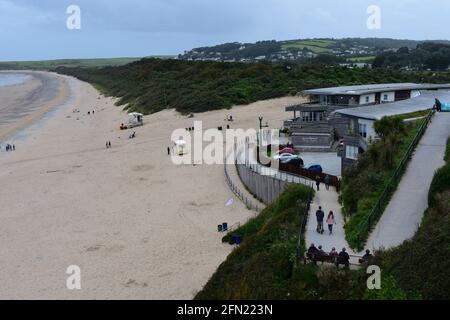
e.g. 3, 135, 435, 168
324, 175, 330, 190
326, 211, 336, 235
167, 146, 171, 155
108, 141, 112, 148
316, 206, 325, 234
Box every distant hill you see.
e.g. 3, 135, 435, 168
178, 38, 450, 64
0, 56, 175, 71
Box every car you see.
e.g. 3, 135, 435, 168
276, 147, 295, 155
273, 153, 298, 163
303, 164, 323, 174
284, 158, 304, 166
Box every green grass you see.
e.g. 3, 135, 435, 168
372, 142, 450, 299
196, 185, 319, 299
281, 39, 335, 53
342, 118, 425, 249
0, 56, 174, 70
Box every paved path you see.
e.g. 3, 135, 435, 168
367, 112, 450, 250
305, 186, 360, 262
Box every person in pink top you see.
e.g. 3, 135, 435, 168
326, 211, 336, 235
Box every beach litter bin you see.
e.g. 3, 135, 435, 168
233, 235, 242, 245
218, 224, 223, 232
222, 222, 228, 232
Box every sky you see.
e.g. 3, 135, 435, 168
1, 0, 450, 61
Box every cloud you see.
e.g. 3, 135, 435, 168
1, 0, 450, 60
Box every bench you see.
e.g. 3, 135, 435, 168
305, 252, 350, 268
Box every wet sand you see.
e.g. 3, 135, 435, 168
0, 71, 69, 142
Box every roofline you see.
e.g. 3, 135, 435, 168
302, 83, 450, 96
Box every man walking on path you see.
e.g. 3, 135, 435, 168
316, 206, 325, 234
324, 175, 330, 190
315, 176, 321, 191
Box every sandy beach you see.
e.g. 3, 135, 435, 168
0, 72, 305, 299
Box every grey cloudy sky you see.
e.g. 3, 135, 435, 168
1, 0, 450, 61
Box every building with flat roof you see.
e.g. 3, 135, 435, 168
284, 83, 450, 152
283, 83, 450, 170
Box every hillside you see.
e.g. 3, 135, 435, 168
178, 38, 450, 64
55, 58, 450, 115
370, 136, 450, 299
196, 136, 450, 300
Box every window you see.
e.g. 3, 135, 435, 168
365, 96, 370, 103
383, 94, 388, 100
359, 123, 367, 138
346, 145, 359, 160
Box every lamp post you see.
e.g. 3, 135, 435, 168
257, 117, 269, 163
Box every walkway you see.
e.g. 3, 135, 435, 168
367, 112, 450, 250
305, 186, 361, 263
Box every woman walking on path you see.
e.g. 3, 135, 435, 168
327, 211, 336, 235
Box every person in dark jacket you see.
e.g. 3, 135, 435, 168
339, 248, 350, 268
435, 98, 442, 112
361, 249, 374, 263
316, 206, 325, 234
324, 175, 331, 190
307, 243, 319, 255
315, 176, 321, 191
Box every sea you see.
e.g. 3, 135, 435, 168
0, 73, 31, 87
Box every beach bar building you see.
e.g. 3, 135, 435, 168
284, 83, 450, 152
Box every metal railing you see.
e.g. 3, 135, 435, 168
224, 147, 262, 215
355, 110, 435, 251
223, 135, 316, 233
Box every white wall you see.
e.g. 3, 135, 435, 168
359, 93, 376, 105
411, 90, 421, 98
381, 91, 395, 103
358, 119, 377, 142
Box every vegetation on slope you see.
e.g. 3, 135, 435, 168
196, 185, 317, 299
196, 185, 370, 300
372, 137, 450, 299
56, 58, 450, 115
373, 42, 450, 70
341, 116, 426, 249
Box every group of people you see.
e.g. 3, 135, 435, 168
315, 174, 331, 191
316, 206, 336, 235
1, 144, 16, 152
87, 110, 95, 115
308, 244, 350, 266
307, 244, 374, 268
105, 141, 112, 149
